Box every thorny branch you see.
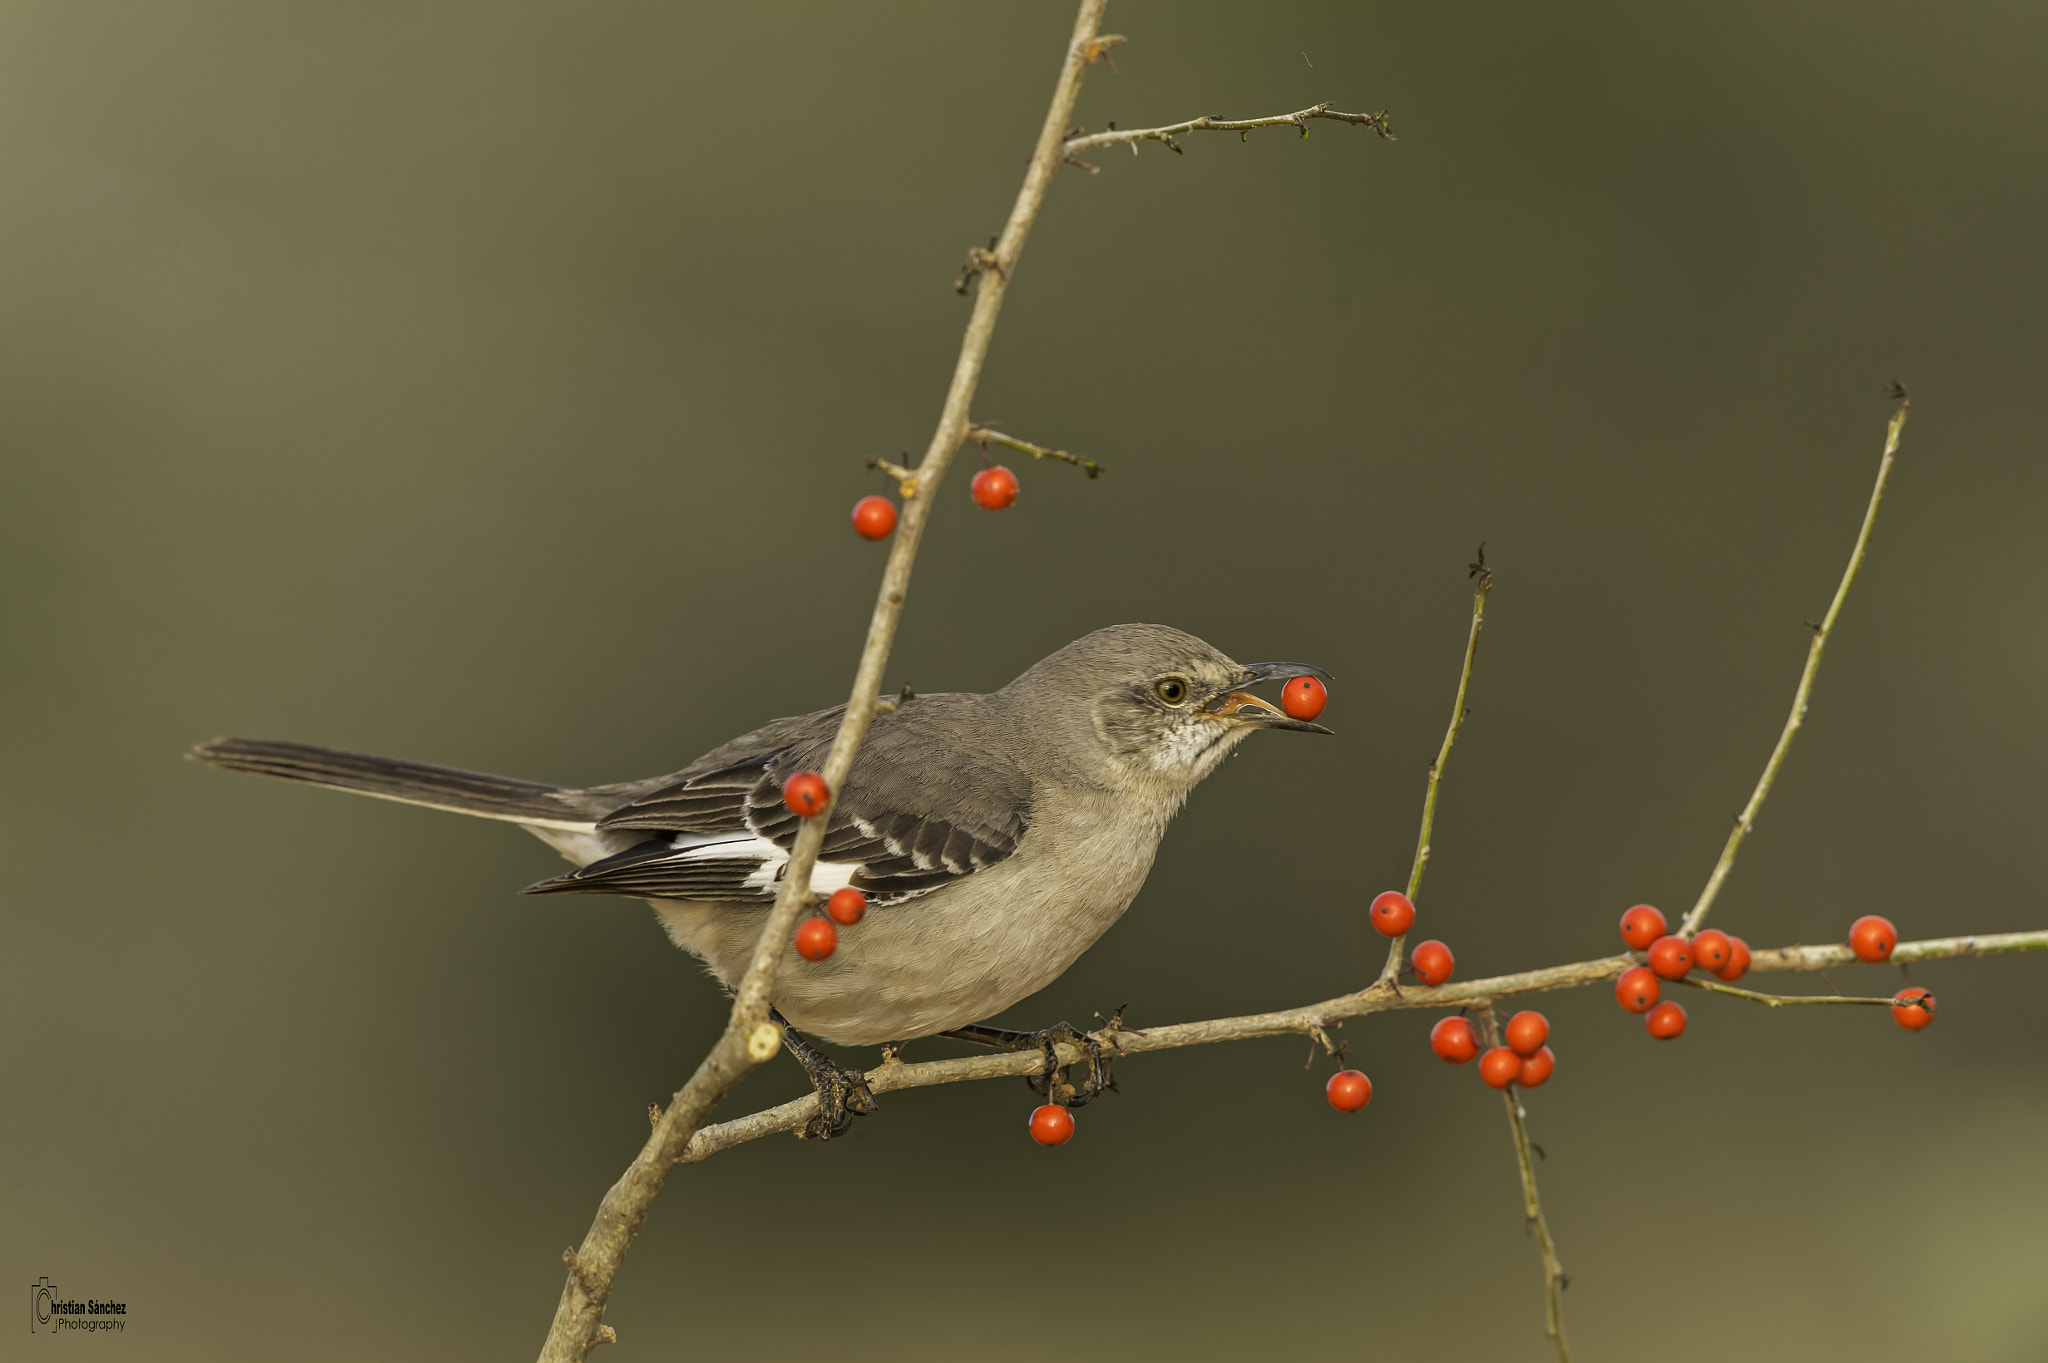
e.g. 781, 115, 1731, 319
537, 2, 1123, 1358
1476, 1008, 1571, 1363
1058, 102, 1393, 171
1378, 548, 1492, 987
1680, 393, 1910, 936
965, 424, 1104, 478
674, 930, 2048, 1164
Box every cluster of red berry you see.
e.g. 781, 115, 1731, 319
1322, 888, 1461, 1111
851, 466, 1020, 542
1609, 905, 1934, 1036
775, 771, 871, 962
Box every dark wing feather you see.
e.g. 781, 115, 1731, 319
530, 694, 1030, 906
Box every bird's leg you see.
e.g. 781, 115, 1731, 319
773, 1008, 878, 1141
940, 1014, 1123, 1109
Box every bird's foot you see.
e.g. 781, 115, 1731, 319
942, 1006, 1134, 1109
775, 1010, 878, 1141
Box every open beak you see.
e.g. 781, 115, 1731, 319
1204, 660, 1336, 735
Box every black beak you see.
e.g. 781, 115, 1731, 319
1205, 660, 1336, 735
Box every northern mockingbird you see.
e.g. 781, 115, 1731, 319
192, 623, 1331, 1136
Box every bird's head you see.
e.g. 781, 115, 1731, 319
998, 623, 1333, 796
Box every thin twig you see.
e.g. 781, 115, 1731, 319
1675, 976, 1896, 1007
1680, 394, 1910, 936
1474, 1008, 1571, 1362
964, 424, 1103, 478
1378, 551, 1493, 985
1059, 103, 1392, 171
535, 4, 1114, 1358
676, 930, 2047, 1162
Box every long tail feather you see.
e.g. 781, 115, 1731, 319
189, 737, 596, 830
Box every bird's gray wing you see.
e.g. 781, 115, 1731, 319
524, 695, 1029, 907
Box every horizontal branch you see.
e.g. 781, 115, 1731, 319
681, 929, 2045, 1163
1058, 102, 1390, 170
1676, 977, 1892, 1007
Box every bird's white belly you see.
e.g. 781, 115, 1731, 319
650, 804, 1166, 1046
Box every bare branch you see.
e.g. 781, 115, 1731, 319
1475, 1008, 1571, 1362
1680, 394, 1910, 936
678, 930, 2048, 1163
965, 424, 1103, 478
536, 3, 1116, 1357
1060, 102, 1393, 170
1675, 976, 1896, 1007
1378, 551, 1493, 986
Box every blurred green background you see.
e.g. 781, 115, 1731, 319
6, 1, 2046, 1357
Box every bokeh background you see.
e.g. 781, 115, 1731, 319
6, 1, 2046, 1357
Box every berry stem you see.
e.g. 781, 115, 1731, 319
1674, 977, 1895, 1008
1680, 394, 1909, 937
962, 423, 1105, 478
1476, 1007, 1571, 1362
1377, 550, 1493, 987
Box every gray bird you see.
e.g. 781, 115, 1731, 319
192, 623, 1331, 1136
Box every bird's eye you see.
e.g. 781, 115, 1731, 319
1155, 678, 1189, 705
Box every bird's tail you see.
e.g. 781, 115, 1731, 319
188, 737, 597, 830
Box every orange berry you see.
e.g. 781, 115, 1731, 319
782, 770, 830, 817
1326, 1069, 1374, 1112
1691, 929, 1733, 973
1370, 890, 1416, 937
1504, 1010, 1550, 1057
1028, 1104, 1074, 1145
1281, 676, 1328, 720
1410, 939, 1455, 986
1518, 1046, 1556, 1088
1715, 935, 1751, 982
851, 495, 898, 540
1849, 914, 1897, 963
1891, 987, 1936, 1030
1479, 1046, 1522, 1089
1429, 1016, 1479, 1064
1615, 965, 1661, 1014
1620, 904, 1668, 951
794, 917, 837, 962
826, 887, 867, 925
1645, 1001, 1688, 1039
971, 465, 1019, 510
1647, 934, 1695, 981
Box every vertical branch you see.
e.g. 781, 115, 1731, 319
1679, 393, 1909, 936
1377, 554, 1493, 985
535, 4, 1112, 1359
1476, 1008, 1571, 1363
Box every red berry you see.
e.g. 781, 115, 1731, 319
1615, 966, 1661, 1014
971, 465, 1019, 510
1691, 929, 1733, 973
1620, 904, 1668, 951
782, 770, 830, 817
1369, 890, 1416, 937
1645, 1001, 1688, 1039
1647, 934, 1695, 981
850, 495, 897, 540
1518, 1046, 1556, 1088
1326, 1069, 1374, 1112
1891, 987, 1936, 1030
1715, 935, 1752, 982
794, 917, 837, 962
1028, 1104, 1074, 1145
1504, 1010, 1549, 1056
826, 887, 867, 925
1479, 1046, 1522, 1089
1849, 914, 1898, 963
1281, 676, 1328, 721
1410, 939, 1455, 986
1429, 1016, 1479, 1064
